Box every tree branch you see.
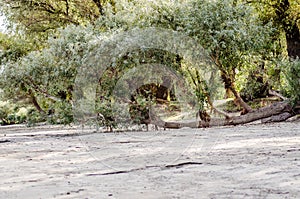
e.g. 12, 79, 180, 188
24, 77, 62, 102
268, 89, 288, 101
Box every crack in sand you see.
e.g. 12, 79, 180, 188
86, 161, 204, 176
0, 140, 10, 143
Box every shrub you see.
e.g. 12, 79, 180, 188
284, 59, 300, 105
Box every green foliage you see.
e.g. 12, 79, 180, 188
185, 67, 210, 110
47, 101, 73, 125
178, 0, 276, 105
94, 48, 182, 129
248, 0, 300, 29
0, 0, 100, 33
247, 0, 300, 59
95, 97, 123, 129
129, 94, 152, 125
184, 0, 274, 68
239, 67, 270, 101
0, 100, 36, 125
0, 33, 35, 64
1, 0, 299, 128
25, 108, 45, 127
283, 59, 300, 104
0, 25, 98, 126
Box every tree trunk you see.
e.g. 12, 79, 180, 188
285, 23, 300, 59
275, 0, 300, 59
220, 70, 253, 113
261, 112, 293, 123
92, 0, 105, 16
28, 90, 45, 114
220, 70, 234, 99
150, 101, 296, 129
229, 85, 253, 113
213, 56, 252, 113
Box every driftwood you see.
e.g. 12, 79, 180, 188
150, 101, 298, 129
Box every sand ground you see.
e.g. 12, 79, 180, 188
0, 122, 300, 199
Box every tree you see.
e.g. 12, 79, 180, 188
246, 0, 300, 59
0, 0, 117, 35
129, 0, 300, 128
0, 25, 96, 123
180, 0, 275, 113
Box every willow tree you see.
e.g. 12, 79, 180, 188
180, 0, 274, 113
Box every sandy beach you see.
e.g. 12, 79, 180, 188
1, 122, 300, 198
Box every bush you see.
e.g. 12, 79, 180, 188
26, 108, 45, 127
0, 101, 28, 125
240, 69, 269, 102
284, 59, 300, 104
47, 101, 73, 125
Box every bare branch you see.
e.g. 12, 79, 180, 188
268, 89, 288, 101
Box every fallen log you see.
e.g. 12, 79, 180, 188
261, 112, 293, 123
151, 101, 296, 129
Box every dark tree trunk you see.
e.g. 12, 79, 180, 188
28, 90, 45, 114
92, 0, 105, 16
275, 0, 300, 59
220, 70, 253, 113
220, 71, 234, 99
285, 23, 300, 59
229, 85, 253, 113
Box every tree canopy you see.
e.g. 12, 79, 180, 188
246, 0, 300, 58
0, 0, 109, 32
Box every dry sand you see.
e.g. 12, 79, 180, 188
0, 122, 300, 198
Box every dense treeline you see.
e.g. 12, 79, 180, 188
0, 0, 299, 129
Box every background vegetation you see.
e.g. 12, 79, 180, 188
0, 0, 299, 128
